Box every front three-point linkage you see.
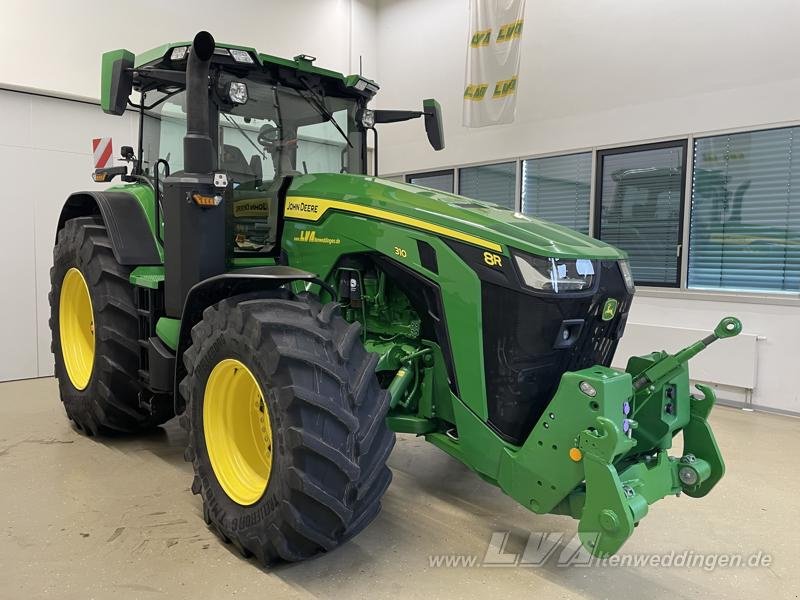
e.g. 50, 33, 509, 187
575, 317, 742, 557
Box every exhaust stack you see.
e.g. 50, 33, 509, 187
184, 31, 216, 174
163, 31, 226, 317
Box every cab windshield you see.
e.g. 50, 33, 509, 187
141, 77, 367, 185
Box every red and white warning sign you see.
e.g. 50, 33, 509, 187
92, 137, 113, 168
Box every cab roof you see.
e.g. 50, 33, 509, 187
132, 40, 379, 100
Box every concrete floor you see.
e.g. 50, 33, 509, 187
0, 378, 797, 600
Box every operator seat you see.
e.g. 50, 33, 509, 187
220, 144, 255, 184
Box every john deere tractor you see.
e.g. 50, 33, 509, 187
50, 32, 741, 564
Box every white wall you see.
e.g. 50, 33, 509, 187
373, 0, 800, 414
623, 295, 799, 413
375, 0, 800, 172
0, 0, 377, 99
0, 0, 378, 382
0, 91, 139, 380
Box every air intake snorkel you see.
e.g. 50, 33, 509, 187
183, 31, 216, 174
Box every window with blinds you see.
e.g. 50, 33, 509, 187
406, 170, 454, 193
521, 152, 592, 233
458, 162, 517, 209
689, 128, 800, 293
595, 141, 687, 286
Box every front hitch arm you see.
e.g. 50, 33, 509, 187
576, 417, 646, 557
681, 383, 725, 497
574, 392, 723, 557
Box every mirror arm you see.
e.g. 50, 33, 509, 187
373, 109, 424, 124
134, 68, 187, 88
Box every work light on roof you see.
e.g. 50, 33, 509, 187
229, 48, 254, 64
170, 46, 189, 61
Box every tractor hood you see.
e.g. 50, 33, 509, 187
288, 173, 625, 260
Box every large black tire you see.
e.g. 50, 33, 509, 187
179, 294, 395, 563
49, 216, 170, 435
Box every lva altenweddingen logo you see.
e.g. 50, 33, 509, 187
427, 531, 774, 571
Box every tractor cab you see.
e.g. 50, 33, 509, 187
143, 76, 367, 257
99, 34, 443, 316
109, 41, 375, 261
115, 41, 377, 171
136, 51, 372, 180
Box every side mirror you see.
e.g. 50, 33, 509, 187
423, 98, 444, 151
101, 49, 134, 116
368, 98, 445, 175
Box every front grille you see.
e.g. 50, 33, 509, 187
482, 260, 632, 444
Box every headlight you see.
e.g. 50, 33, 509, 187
227, 81, 248, 105
618, 260, 635, 294
513, 252, 596, 293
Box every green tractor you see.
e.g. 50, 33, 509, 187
50, 31, 741, 564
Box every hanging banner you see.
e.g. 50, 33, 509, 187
463, 0, 525, 128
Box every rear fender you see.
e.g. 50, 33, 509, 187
57, 191, 161, 265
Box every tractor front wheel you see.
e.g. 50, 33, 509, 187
179, 294, 395, 563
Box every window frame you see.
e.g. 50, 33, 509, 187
405, 168, 456, 193
593, 139, 689, 288
384, 124, 800, 304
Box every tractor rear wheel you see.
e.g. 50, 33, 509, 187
179, 294, 395, 563
49, 216, 170, 435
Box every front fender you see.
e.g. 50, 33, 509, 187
172, 266, 318, 414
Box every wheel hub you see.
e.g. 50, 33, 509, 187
203, 358, 273, 505
59, 267, 95, 390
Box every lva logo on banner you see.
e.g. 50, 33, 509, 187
463, 0, 526, 128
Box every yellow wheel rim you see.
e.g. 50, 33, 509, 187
59, 267, 95, 390
203, 359, 273, 506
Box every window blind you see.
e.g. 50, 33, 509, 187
458, 162, 516, 209
689, 128, 800, 293
406, 171, 454, 193
521, 152, 591, 233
